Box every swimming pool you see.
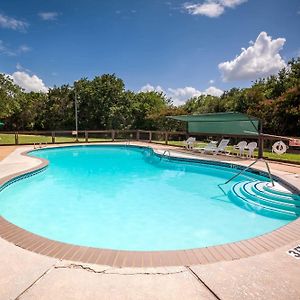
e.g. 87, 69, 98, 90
0, 145, 297, 251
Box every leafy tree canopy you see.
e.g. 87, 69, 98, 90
0, 58, 299, 136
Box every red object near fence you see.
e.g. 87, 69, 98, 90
289, 139, 300, 147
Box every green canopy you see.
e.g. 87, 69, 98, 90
168, 112, 260, 136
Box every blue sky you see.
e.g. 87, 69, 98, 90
1, 0, 300, 104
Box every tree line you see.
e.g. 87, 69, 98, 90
0, 58, 299, 136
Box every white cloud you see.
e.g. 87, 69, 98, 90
184, 2, 224, 17
140, 84, 164, 93
168, 87, 202, 104
11, 71, 48, 93
18, 45, 31, 53
0, 13, 28, 31
0, 40, 14, 56
0, 41, 31, 56
220, 0, 247, 8
209, 79, 215, 84
218, 31, 286, 81
38, 12, 59, 21
184, 0, 247, 17
16, 63, 31, 73
140, 84, 223, 105
204, 86, 223, 96
168, 86, 223, 104
16, 63, 22, 70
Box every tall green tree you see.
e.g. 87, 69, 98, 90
131, 91, 169, 129
0, 74, 24, 126
183, 94, 225, 114
77, 74, 126, 129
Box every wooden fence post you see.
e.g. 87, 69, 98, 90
149, 131, 152, 143
111, 130, 115, 142
51, 132, 55, 144
136, 130, 140, 140
85, 131, 88, 143
258, 136, 264, 158
15, 132, 18, 145
165, 132, 169, 145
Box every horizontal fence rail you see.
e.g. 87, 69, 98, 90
0, 130, 190, 146
0, 130, 299, 163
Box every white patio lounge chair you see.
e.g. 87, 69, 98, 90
246, 142, 257, 158
211, 139, 230, 155
194, 140, 218, 153
183, 137, 196, 150
195, 139, 230, 155
233, 141, 247, 157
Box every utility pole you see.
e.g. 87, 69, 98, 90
74, 83, 79, 142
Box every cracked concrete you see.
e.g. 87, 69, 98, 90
13, 255, 215, 300
2, 234, 300, 300
18, 269, 214, 300
54, 262, 110, 274
54, 262, 190, 276
0, 235, 218, 300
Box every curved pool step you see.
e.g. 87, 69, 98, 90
229, 187, 297, 220
230, 181, 299, 220
241, 182, 300, 213
253, 181, 300, 204
262, 182, 300, 201
251, 182, 300, 207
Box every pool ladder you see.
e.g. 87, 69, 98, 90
33, 142, 48, 149
160, 150, 171, 160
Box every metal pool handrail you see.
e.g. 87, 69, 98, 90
218, 158, 275, 193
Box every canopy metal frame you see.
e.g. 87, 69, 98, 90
168, 112, 264, 158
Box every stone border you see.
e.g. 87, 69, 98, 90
0, 144, 300, 267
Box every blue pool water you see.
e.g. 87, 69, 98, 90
0, 145, 292, 250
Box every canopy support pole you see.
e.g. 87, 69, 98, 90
258, 120, 263, 159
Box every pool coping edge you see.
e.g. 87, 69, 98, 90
0, 143, 299, 268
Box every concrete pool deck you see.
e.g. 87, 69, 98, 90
0, 142, 300, 299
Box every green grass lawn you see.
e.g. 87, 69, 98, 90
1, 134, 299, 164
0, 134, 111, 144
256, 151, 300, 164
